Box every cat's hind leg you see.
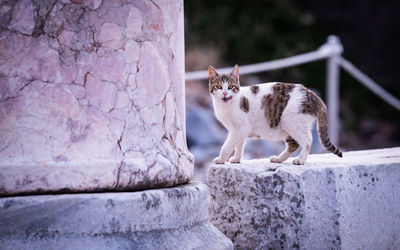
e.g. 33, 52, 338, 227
229, 138, 246, 163
280, 113, 314, 165
270, 136, 299, 163
289, 131, 312, 165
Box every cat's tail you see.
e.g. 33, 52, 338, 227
317, 107, 343, 157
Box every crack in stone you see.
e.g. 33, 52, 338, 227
114, 160, 123, 189
117, 117, 127, 153
32, 0, 58, 38
3, 28, 33, 38
83, 71, 90, 86
0, 77, 41, 102
0, 141, 10, 154
149, 0, 161, 11
113, 114, 128, 189
0, 95, 20, 104
18, 79, 36, 91
117, 136, 122, 151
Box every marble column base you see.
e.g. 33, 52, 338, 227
0, 182, 233, 250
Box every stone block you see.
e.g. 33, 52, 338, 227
207, 147, 400, 249
0, 182, 233, 250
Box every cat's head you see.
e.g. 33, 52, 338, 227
208, 64, 240, 104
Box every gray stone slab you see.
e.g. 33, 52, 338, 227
0, 182, 233, 250
207, 147, 400, 249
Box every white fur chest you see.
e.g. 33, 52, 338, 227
212, 97, 241, 131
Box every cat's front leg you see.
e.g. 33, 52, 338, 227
214, 133, 246, 164
229, 139, 246, 163
213, 157, 225, 164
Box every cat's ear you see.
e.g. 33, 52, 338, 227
230, 64, 239, 80
208, 65, 218, 82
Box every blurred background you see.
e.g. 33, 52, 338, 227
184, 0, 400, 179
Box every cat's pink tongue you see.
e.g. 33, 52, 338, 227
222, 96, 233, 102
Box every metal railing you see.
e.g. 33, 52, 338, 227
185, 35, 400, 145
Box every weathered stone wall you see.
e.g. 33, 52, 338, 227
207, 147, 400, 249
0, 0, 193, 195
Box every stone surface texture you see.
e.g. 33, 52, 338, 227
0, 182, 233, 250
0, 0, 193, 195
207, 147, 400, 249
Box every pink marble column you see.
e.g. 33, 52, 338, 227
0, 0, 193, 195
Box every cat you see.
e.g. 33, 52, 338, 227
208, 64, 342, 165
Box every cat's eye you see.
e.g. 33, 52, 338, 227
228, 85, 235, 90
215, 85, 222, 90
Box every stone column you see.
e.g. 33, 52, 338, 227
0, 0, 193, 195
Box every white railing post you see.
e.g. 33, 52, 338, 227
322, 35, 343, 146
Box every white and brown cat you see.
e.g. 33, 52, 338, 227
208, 64, 342, 165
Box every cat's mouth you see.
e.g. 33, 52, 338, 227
222, 96, 233, 102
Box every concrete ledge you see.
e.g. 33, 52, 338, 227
0, 182, 233, 250
207, 147, 400, 249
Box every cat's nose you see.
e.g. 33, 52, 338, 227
223, 91, 228, 96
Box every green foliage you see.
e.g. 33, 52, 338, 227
184, 0, 326, 93
185, 0, 321, 64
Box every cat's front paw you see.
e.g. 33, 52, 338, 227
213, 157, 225, 164
293, 158, 305, 165
270, 156, 283, 163
229, 156, 241, 164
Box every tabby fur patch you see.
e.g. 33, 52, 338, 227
286, 136, 299, 153
250, 85, 260, 94
261, 83, 296, 128
300, 87, 324, 116
240, 96, 249, 113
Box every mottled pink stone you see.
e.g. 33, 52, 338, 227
8, 0, 35, 35
0, 0, 193, 195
